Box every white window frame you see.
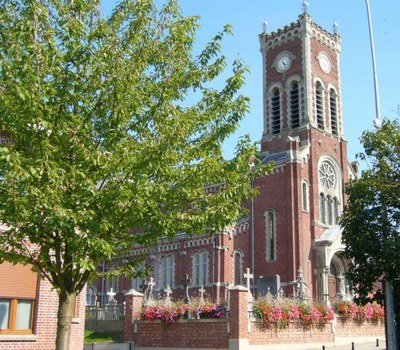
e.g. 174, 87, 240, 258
265, 209, 277, 262
160, 254, 174, 289
193, 251, 208, 287
302, 180, 309, 212
232, 250, 244, 285
131, 262, 145, 292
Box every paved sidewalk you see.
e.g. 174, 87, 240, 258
324, 339, 385, 350
251, 337, 386, 350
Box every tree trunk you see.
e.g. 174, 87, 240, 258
56, 291, 76, 350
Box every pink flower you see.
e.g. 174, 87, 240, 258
364, 303, 374, 319
289, 305, 300, 321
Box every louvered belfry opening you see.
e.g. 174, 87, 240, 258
271, 88, 281, 134
290, 81, 300, 128
330, 89, 338, 135
316, 82, 324, 129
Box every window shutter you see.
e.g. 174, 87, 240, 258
0, 262, 38, 299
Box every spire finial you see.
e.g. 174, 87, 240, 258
302, 0, 310, 13
262, 19, 268, 33
333, 20, 339, 34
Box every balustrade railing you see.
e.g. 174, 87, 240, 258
86, 304, 125, 321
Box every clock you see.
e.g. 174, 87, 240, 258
277, 54, 291, 72
319, 52, 331, 73
319, 162, 336, 189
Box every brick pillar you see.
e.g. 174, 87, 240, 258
229, 285, 250, 350
124, 289, 144, 342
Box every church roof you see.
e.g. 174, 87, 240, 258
315, 225, 342, 245
262, 151, 288, 165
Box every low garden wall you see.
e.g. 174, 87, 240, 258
335, 318, 384, 337
122, 287, 385, 350
249, 321, 334, 345
133, 319, 229, 349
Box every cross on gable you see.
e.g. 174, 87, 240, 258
262, 19, 268, 33
302, 0, 309, 13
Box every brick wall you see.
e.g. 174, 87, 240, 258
335, 319, 385, 338
249, 321, 334, 345
0, 277, 86, 350
133, 319, 229, 349
125, 288, 385, 349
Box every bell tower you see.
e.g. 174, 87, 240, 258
253, 11, 356, 302
259, 12, 343, 148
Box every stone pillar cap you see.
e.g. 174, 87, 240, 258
229, 285, 248, 291
124, 289, 144, 296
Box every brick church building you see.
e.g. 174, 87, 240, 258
90, 10, 358, 307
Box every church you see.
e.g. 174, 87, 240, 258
90, 8, 358, 307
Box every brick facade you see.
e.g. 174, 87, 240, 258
93, 12, 357, 307
0, 276, 86, 350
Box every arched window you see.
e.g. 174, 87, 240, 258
271, 88, 281, 134
302, 181, 309, 212
316, 82, 324, 129
87, 286, 97, 306
233, 250, 244, 286
330, 89, 338, 135
333, 197, 340, 224
131, 262, 145, 292
106, 265, 119, 294
327, 195, 333, 225
160, 255, 174, 289
265, 210, 277, 261
193, 251, 208, 286
320, 193, 326, 224
290, 81, 300, 128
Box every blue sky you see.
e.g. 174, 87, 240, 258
102, 0, 400, 165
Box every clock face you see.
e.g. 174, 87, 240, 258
277, 55, 291, 72
319, 53, 331, 73
319, 162, 336, 189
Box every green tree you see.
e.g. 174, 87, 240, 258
341, 119, 400, 295
340, 118, 400, 343
0, 1, 269, 349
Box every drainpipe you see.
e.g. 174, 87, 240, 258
251, 180, 255, 289
212, 234, 216, 297
101, 260, 106, 305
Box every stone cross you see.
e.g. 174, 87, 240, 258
164, 285, 172, 305
107, 288, 116, 305
182, 274, 192, 304
302, 0, 309, 13
140, 279, 148, 295
198, 285, 205, 305
146, 277, 155, 306
148, 277, 155, 291
244, 268, 253, 291
244, 268, 254, 304
262, 19, 268, 33
333, 21, 339, 35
